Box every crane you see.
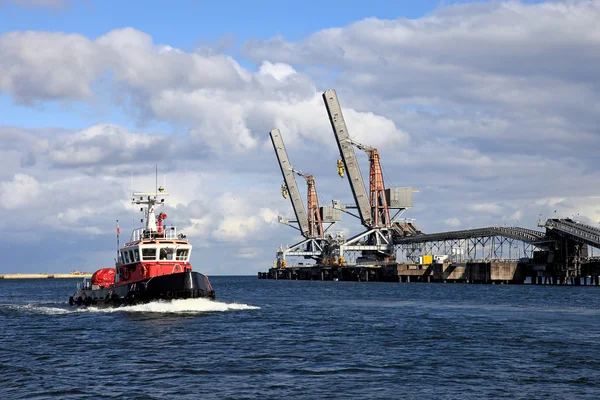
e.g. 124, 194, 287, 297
322, 89, 373, 228
270, 128, 310, 238
270, 128, 342, 268
322, 89, 415, 265
290, 167, 324, 238
346, 138, 391, 228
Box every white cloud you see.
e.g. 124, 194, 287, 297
0, 174, 41, 209
0, 27, 406, 154
235, 247, 262, 259
243, 1, 600, 155
48, 123, 173, 167
469, 203, 503, 214
0, 31, 103, 102
259, 61, 297, 81
444, 217, 461, 227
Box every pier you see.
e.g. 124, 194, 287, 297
0, 273, 92, 279
259, 259, 600, 285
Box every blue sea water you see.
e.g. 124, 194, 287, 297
1, 276, 600, 399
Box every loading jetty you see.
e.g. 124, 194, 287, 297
259, 259, 600, 286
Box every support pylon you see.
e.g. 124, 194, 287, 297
368, 149, 390, 227
306, 176, 324, 238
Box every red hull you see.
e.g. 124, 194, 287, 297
115, 261, 192, 287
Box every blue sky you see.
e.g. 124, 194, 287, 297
1, 1, 450, 44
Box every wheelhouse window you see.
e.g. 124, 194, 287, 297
159, 247, 174, 261
176, 249, 189, 261
123, 251, 131, 264
142, 248, 157, 261
133, 249, 140, 262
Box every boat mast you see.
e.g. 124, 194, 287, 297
116, 219, 120, 263
133, 191, 169, 237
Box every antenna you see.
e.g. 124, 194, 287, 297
155, 164, 158, 199
130, 171, 134, 232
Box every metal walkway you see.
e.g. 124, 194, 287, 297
543, 219, 600, 249
394, 226, 546, 245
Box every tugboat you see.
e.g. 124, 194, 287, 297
68, 185, 215, 307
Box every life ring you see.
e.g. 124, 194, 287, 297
141, 265, 148, 277
122, 267, 130, 281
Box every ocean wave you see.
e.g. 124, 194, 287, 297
85, 298, 260, 313
6, 298, 259, 315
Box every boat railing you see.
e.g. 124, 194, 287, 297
129, 226, 184, 241
77, 279, 92, 291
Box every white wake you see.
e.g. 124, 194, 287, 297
9, 298, 259, 315
87, 298, 260, 313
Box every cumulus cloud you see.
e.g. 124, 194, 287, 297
0, 27, 405, 154
243, 0, 600, 158
0, 174, 41, 209
236, 247, 262, 259
0, 31, 103, 102
469, 203, 503, 214
48, 124, 174, 168
444, 217, 461, 227
259, 61, 298, 81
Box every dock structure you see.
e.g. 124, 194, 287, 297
259, 259, 600, 285
0, 274, 92, 279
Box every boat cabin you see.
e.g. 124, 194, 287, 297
113, 190, 194, 285
115, 225, 193, 283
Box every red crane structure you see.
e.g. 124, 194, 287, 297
291, 168, 324, 238
347, 139, 391, 228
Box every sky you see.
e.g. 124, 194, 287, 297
1, 0, 599, 275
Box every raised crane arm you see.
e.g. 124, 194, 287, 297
270, 129, 310, 238
322, 89, 373, 228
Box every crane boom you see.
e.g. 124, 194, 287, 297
322, 89, 373, 228
270, 129, 310, 238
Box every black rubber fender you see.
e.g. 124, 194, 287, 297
69, 296, 74, 306
76, 296, 83, 306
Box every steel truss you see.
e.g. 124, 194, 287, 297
277, 238, 326, 261
340, 228, 394, 257
397, 235, 539, 262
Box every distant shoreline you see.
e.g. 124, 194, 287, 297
0, 274, 93, 279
